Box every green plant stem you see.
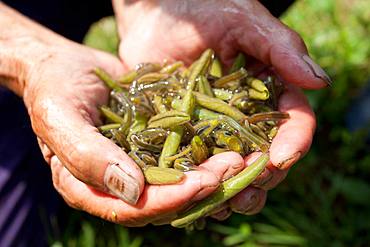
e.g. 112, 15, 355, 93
158, 50, 212, 167
180, 90, 246, 121
193, 107, 220, 120
209, 58, 223, 78
171, 153, 270, 228
100, 106, 125, 124
214, 68, 248, 88
219, 115, 270, 153
97, 123, 121, 132
158, 126, 184, 168
198, 75, 214, 97
229, 53, 246, 73
94, 67, 123, 92
213, 88, 233, 101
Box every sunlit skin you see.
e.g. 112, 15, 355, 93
0, 0, 328, 226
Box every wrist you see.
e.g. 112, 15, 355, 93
0, 37, 46, 96
0, 3, 69, 96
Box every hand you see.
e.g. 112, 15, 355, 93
0, 3, 249, 225
113, 0, 326, 218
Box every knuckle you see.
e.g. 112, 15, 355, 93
28, 94, 56, 135
284, 28, 306, 49
71, 140, 90, 159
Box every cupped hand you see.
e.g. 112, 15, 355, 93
21, 38, 247, 226
113, 0, 325, 218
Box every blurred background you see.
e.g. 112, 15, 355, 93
52, 0, 370, 246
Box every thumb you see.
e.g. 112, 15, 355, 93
32, 96, 145, 205
28, 49, 145, 204
235, 0, 331, 88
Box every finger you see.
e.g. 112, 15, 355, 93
37, 137, 54, 164
200, 151, 245, 181
251, 163, 288, 190
190, 152, 244, 202
50, 151, 244, 226
233, 0, 331, 88
269, 83, 316, 169
229, 186, 267, 215
210, 207, 232, 221
31, 93, 144, 205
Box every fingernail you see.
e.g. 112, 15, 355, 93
232, 193, 258, 214
276, 151, 301, 170
104, 163, 140, 205
230, 188, 265, 215
252, 167, 273, 188
208, 203, 228, 216
210, 208, 232, 221
302, 55, 332, 86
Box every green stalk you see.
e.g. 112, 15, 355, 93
193, 107, 220, 120
143, 167, 184, 185
118, 70, 138, 84
158, 126, 184, 167
128, 114, 148, 135
160, 61, 184, 74
212, 88, 233, 101
214, 68, 248, 88
100, 106, 125, 124
171, 153, 270, 228
219, 115, 270, 153
188, 49, 214, 88
158, 90, 194, 168
248, 88, 270, 100
158, 50, 213, 167
183, 90, 246, 121
229, 53, 246, 73
171, 98, 182, 111
97, 123, 121, 132
127, 114, 148, 152
198, 75, 214, 97
94, 68, 123, 92
247, 111, 290, 124
209, 58, 223, 78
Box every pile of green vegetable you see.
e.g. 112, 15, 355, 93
95, 49, 289, 228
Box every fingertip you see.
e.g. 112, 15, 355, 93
229, 187, 267, 215
103, 162, 144, 205
269, 84, 315, 169
201, 151, 245, 181
270, 150, 302, 170
244, 152, 265, 166
210, 208, 232, 221
68, 129, 145, 205
253, 163, 289, 190
186, 168, 221, 202
270, 46, 330, 89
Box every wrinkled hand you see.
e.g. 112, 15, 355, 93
20, 38, 247, 226
114, 0, 329, 219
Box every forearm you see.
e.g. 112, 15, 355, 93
0, 3, 69, 96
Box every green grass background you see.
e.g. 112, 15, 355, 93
52, 0, 370, 246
